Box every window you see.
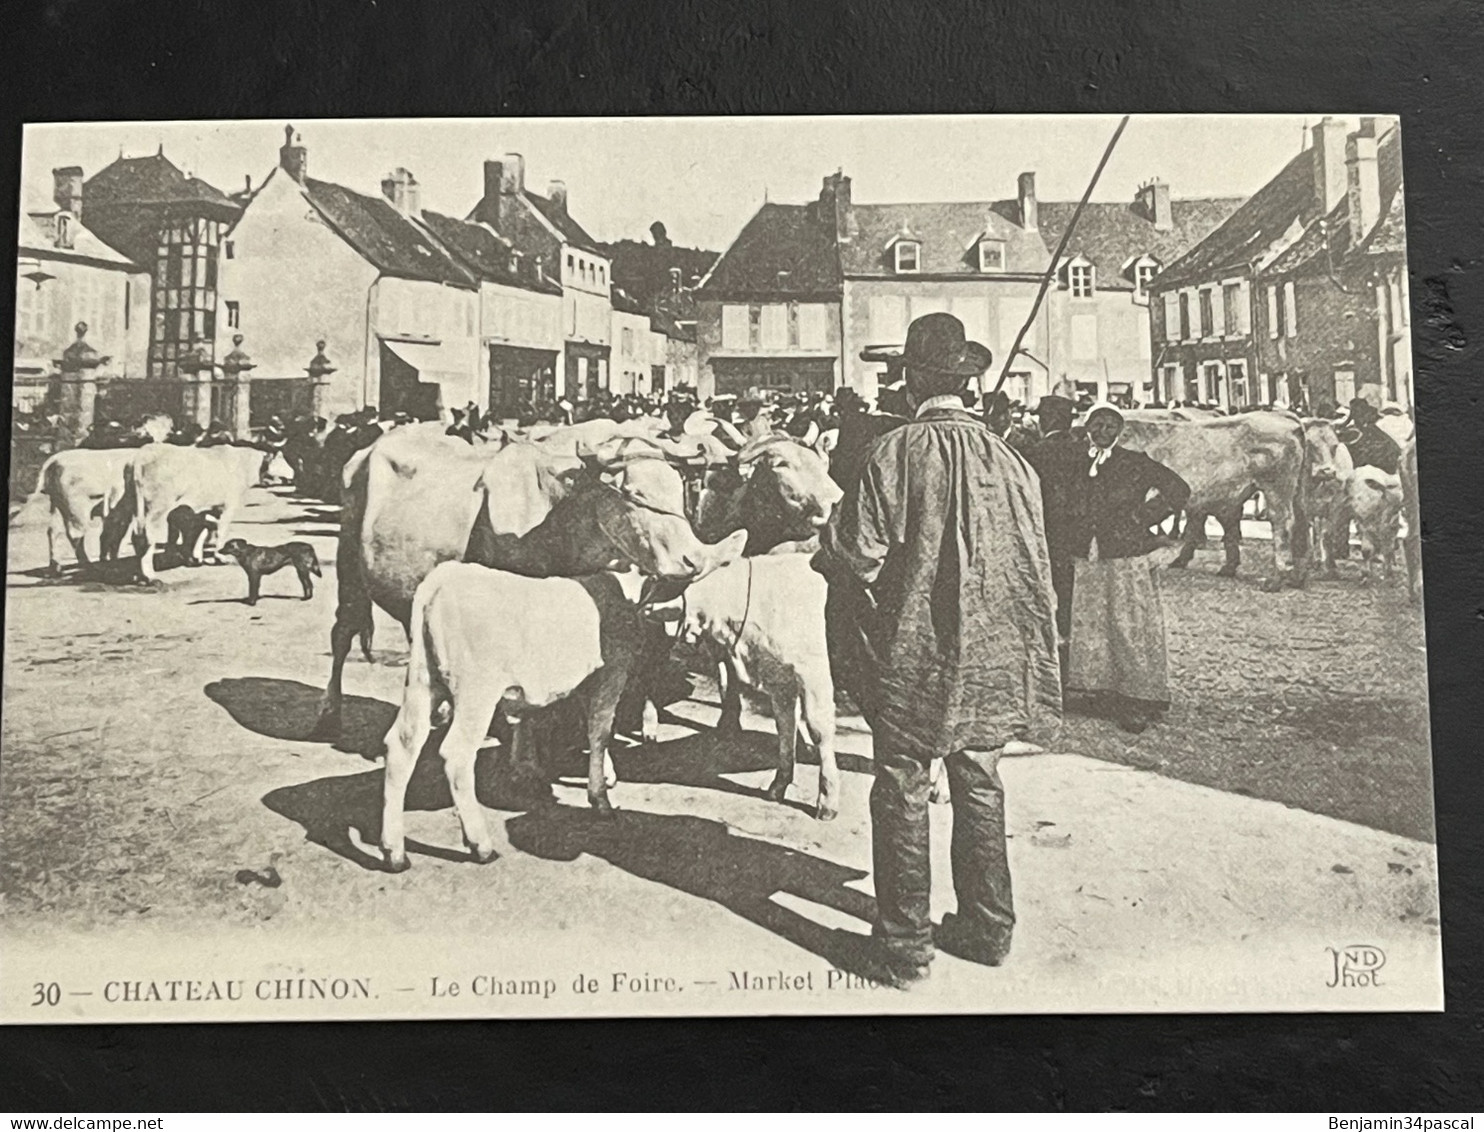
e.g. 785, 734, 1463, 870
1334, 368, 1356, 405
798, 303, 827, 350
622, 327, 634, 355
1161, 292, 1178, 343
1070, 263, 1094, 298
1267, 285, 1281, 339
1178, 292, 1191, 341
1135, 260, 1158, 295
1198, 289, 1214, 338
1202, 362, 1224, 405
760, 304, 787, 350
124, 281, 131, 330
1158, 363, 1181, 403
225, 300, 240, 329
978, 239, 1005, 273
720, 304, 749, 350
1151, 292, 1167, 341
224, 241, 235, 260
786, 303, 800, 348
1229, 360, 1250, 407
598, 266, 605, 286
748, 305, 763, 349
1223, 283, 1242, 336
566, 254, 574, 272
1283, 280, 1298, 337
894, 241, 920, 274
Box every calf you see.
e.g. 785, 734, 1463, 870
655, 552, 840, 820
380, 563, 650, 871
1345, 465, 1405, 584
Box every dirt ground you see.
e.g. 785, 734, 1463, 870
0, 485, 1441, 1014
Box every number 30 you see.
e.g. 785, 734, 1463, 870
32, 982, 60, 1006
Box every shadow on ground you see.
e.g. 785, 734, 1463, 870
205, 676, 395, 759
507, 804, 876, 971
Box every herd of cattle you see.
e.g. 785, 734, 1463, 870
10, 403, 1420, 871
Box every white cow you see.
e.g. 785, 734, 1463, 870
13, 414, 175, 575
127, 444, 265, 580
1345, 465, 1405, 584
380, 564, 654, 871
656, 552, 841, 821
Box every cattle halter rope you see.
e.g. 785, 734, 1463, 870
729, 557, 754, 652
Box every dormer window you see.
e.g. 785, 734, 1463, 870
1128, 254, 1161, 296
977, 239, 1006, 273
1068, 258, 1095, 298
55, 213, 74, 250
894, 241, 920, 274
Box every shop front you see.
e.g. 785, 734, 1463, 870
564, 342, 611, 402
710, 356, 835, 397
489, 343, 559, 418
379, 339, 474, 422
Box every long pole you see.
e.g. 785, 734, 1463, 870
992, 114, 1131, 395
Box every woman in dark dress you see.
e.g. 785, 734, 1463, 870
1066, 402, 1191, 733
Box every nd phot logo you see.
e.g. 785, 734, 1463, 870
1325, 944, 1386, 988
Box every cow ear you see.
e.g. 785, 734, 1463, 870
710, 529, 749, 571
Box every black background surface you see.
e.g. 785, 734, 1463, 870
0, 0, 1480, 1112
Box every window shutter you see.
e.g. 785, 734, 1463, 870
721, 304, 748, 350
1283, 281, 1298, 337
1266, 286, 1279, 339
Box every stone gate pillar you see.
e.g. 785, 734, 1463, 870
54, 321, 104, 447
221, 334, 257, 439
306, 340, 336, 420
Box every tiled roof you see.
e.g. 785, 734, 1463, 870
302, 178, 475, 287
1263, 127, 1405, 276
523, 191, 602, 254
611, 286, 649, 316
1037, 197, 1244, 291
81, 152, 240, 266
1152, 148, 1321, 289
694, 203, 841, 299
85, 153, 239, 212
21, 211, 139, 268
419, 211, 561, 295
1354, 184, 1407, 259
841, 201, 1049, 276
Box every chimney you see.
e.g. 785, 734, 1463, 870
1018, 171, 1038, 231
1358, 117, 1379, 139
499, 153, 525, 196
818, 170, 854, 242
1346, 133, 1382, 246
1136, 178, 1173, 231
380, 167, 420, 215
1311, 116, 1348, 214
52, 166, 83, 221
279, 124, 308, 184
547, 179, 568, 213
244, 173, 252, 195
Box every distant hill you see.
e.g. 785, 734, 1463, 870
599, 229, 718, 310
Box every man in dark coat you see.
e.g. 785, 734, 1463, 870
1022, 387, 1085, 678
818, 312, 1062, 987
1337, 397, 1402, 474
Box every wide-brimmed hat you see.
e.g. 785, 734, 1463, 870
902, 312, 992, 378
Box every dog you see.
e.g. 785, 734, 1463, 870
217, 538, 321, 605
